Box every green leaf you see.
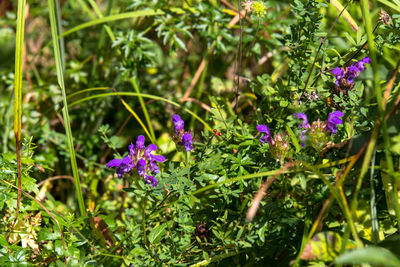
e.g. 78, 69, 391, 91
335, 246, 400, 267
0, 234, 8, 247
148, 223, 168, 244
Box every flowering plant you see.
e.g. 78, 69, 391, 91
256, 125, 290, 163
293, 111, 344, 150
106, 135, 165, 187
172, 114, 194, 152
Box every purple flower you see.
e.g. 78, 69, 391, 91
106, 156, 134, 178
182, 133, 193, 151
353, 57, 370, 72
145, 174, 158, 187
326, 111, 344, 134
173, 114, 184, 133
293, 113, 310, 129
257, 124, 272, 144
136, 158, 147, 176
106, 135, 165, 186
332, 67, 345, 86
293, 113, 310, 145
332, 58, 370, 86
347, 65, 359, 84
172, 114, 194, 151
362, 57, 371, 64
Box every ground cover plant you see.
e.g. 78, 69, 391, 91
1, 0, 400, 266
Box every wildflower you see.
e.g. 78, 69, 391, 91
242, 0, 254, 12
332, 67, 345, 86
332, 58, 370, 87
326, 110, 344, 134
106, 135, 165, 187
172, 114, 184, 134
293, 113, 310, 145
252, 1, 267, 17
106, 156, 134, 178
293, 111, 344, 150
242, 0, 266, 17
172, 114, 194, 152
256, 124, 290, 163
379, 8, 391, 26
256, 124, 272, 144
269, 133, 290, 163
182, 133, 193, 151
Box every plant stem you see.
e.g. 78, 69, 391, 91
360, 0, 400, 231
48, 0, 86, 217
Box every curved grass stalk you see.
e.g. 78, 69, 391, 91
68, 87, 111, 98
61, 8, 192, 38
131, 78, 156, 143
48, 0, 86, 217
11, 0, 26, 234
116, 92, 155, 144
67, 92, 214, 132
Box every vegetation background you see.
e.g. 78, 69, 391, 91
1, 0, 400, 266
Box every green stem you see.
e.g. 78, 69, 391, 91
361, 0, 400, 230
48, 0, 86, 217
142, 191, 148, 248
131, 77, 156, 142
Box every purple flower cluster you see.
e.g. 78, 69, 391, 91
326, 111, 344, 134
172, 115, 193, 151
256, 125, 272, 144
293, 113, 310, 142
332, 57, 371, 86
106, 135, 165, 187
293, 111, 344, 144
256, 124, 290, 162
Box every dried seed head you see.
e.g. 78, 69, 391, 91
379, 8, 391, 26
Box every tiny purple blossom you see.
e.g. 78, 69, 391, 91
362, 57, 371, 64
172, 114, 185, 133
106, 156, 134, 178
136, 158, 147, 176
332, 67, 345, 86
326, 111, 344, 134
347, 65, 359, 84
182, 133, 193, 151
144, 144, 157, 159
145, 174, 158, 187
293, 113, 310, 129
256, 124, 272, 144
149, 155, 166, 174
136, 135, 145, 151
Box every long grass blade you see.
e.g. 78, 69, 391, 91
67, 92, 214, 132
61, 9, 190, 38
331, 0, 359, 32
11, 0, 26, 233
377, 0, 400, 13
48, 0, 86, 217
360, 0, 400, 231
130, 78, 156, 142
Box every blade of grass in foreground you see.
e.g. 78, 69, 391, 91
48, 0, 86, 217
360, 0, 400, 230
11, 0, 26, 232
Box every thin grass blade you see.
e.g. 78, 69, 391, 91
48, 0, 86, 217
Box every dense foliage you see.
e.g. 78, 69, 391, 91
1, 0, 400, 266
